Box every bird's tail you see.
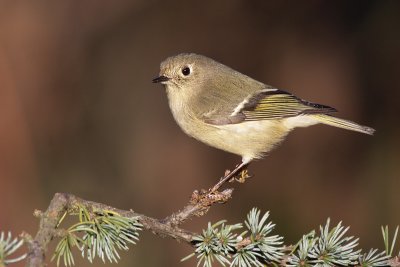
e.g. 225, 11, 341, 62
312, 114, 375, 135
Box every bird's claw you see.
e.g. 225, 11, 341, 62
223, 168, 251, 183
235, 169, 251, 183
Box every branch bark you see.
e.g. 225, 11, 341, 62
25, 175, 235, 267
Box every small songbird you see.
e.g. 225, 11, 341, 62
153, 53, 374, 181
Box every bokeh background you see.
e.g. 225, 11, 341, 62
1, 1, 399, 266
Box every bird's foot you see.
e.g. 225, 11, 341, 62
224, 165, 251, 183
212, 162, 249, 192
235, 168, 252, 183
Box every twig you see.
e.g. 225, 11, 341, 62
25, 193, 69, 267
162, 163, 252, 226
25, 171, 238, 267
162, 188, 233, 226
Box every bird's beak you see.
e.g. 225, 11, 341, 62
152, 75, 170, 83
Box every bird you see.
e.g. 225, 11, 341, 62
153, 53, 375, 185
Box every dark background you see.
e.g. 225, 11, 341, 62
1, 1, 399, 266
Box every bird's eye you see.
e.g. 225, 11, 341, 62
181, 66, 191, 76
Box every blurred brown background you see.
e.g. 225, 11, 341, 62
0, 1, 399, 266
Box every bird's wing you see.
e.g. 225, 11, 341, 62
203, 88, 337, 125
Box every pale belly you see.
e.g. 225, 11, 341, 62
184, 119, 289, 163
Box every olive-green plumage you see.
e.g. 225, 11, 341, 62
153, 53, 374, 164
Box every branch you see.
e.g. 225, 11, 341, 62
25, 171, 237, 267
162, 188, 233, 226
162, 164, 248, 226
20, 165, 399, 267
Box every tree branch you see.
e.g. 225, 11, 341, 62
162, 188, 233, 226
13, 165, 400, 267
25, 173, 236, 267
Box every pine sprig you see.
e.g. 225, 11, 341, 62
287, 220, 397, 267
0, 232, 26, 265
308, 218, 360, 266
183, 220, 242, 267
358, 249, 390, 267
51, 205, 142, 266
287, 231, 317, 267
184, 208, 284, 267
244, 208, 284, 263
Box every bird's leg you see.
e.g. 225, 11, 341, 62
211, 162, 249, 192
